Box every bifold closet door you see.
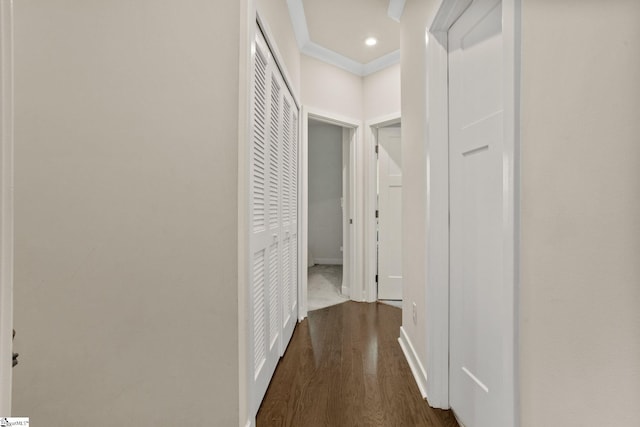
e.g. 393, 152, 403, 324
279, 94, 297, 355
249, 32, 281, 414
249, 28, 299, 416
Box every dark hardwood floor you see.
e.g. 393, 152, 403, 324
256, 301, 459, 427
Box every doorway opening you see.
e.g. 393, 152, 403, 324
306, 119, 350, 311
299, 109, 360, 320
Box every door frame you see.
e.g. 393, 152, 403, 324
364, 114, 401, 302
299, 107, 360, 320
0, 0, 14, 415
424, 0, 520, 419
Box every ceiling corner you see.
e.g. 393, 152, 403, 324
387, 0, 407, 23
363, 50, 401, 76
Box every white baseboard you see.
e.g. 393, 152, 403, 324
314, 258, 343, 265
398, 326, 428, 399
245, 417, 255, 427
453, 411, 467, 427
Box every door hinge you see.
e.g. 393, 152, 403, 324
375, 210, 379, 219
349, 218, 353, 224
375, 274, 378, 283
375, 145, 379, 155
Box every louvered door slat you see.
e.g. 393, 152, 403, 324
279, 93, 297, 355
281, 99, 291, 227
253, 250, 266, 373
290, 110, 299, 312
252, 49, 268, 233
269, 77, 281, 231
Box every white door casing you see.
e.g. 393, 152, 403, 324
448, 0, 513, 426
341, 129, 350, 295
342, 127, 358, 300
0, 0, 13, 415
377, 127, 402, 300
248, 28, 299, 418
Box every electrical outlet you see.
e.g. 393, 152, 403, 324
412, 302, 417, 325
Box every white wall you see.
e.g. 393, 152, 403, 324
301, 55, 363, 120
0, 0, 14, 415
301, 54, 400, 123
12, 1, 244, 425
519, 1, 640, 425
399, 0, 438, 400
363, 63, 401, 121
308, 121, 343, 264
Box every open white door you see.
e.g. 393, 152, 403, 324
0, 0, 13, 415
377, 127, 402, 300
448, 0, 513, 426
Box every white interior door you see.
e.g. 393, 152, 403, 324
448, 0, 511, 426
377, 127, 402, 300
249, 27, 299, 417
0, 0, 13, 415
249, 32, 281, 414
279, 93, 297, 355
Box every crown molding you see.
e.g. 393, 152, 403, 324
287, 0, 400, 77
387, 0, 406, 23
363, 49, 401, 75
286, 0, 309, 49
301, 41, 365, 75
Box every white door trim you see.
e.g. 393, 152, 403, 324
299, 107, 361, 320
0, 0, 14, 415
424, 0, 520, 419
364, 113, 401, 302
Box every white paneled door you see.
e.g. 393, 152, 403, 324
448, 0, 511, 426
377, 127, 402, 300
249, 28, 299, 418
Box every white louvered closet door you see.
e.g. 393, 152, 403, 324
249, 28, 299, 418
279, 93, 297, 355
249, 32, 281, 414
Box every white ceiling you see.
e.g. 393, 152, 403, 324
287, 0, 405, 76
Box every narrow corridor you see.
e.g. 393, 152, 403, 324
256, 302, 458, 427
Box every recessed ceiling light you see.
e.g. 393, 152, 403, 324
365, 37, 378, 47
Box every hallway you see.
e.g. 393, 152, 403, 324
256, 302, 458, 427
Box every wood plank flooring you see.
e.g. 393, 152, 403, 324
256, 301, 459, 427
